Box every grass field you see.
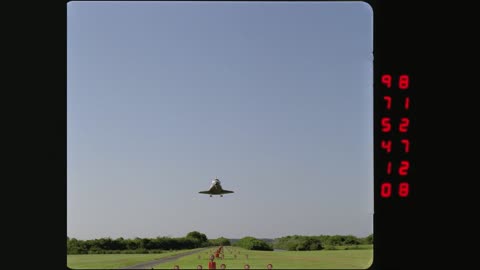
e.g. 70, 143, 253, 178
67, 246, 373, 269
154, 246, 373, 269
67, 248, 205, 269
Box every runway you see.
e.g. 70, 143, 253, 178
120, 248, 208, 269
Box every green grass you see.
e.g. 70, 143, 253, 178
67, 248, 205, 269
154, 246, 373, 269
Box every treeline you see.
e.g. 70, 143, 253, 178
273, 234, 373, 251
67, 231, 231, 254
68, 232, 373, 254
232, 237, 273, 251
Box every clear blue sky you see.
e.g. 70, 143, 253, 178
67, 1, 373, 240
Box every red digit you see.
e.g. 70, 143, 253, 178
381, 74, 392, 88
399, 75, 409, 89
399, 117, 409, 132
381, 117, 391, 132
398, 160, 409, 176
398, 182, 409, 197
384, 96, 392, 110
401, 139, 410, 153
387, 161, 392, 175
404, 97, 410, 110
381, 140, 392, 153
381, 182, 392, 198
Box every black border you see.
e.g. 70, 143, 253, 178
16, 1, 429, 269
372, 0, 421, 269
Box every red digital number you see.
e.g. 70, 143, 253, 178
398, 182, 409, 197
381, 140, 392, 153
404, 97, 410, 110
401, 139, 410, 153
383, 96, 392, 110
381, 74, 392, 88
386, 161, 392, 175
398, 160, 410, 176
381, 182, 392, 198
399, 117, 409, 132
399, 75, 409, 89
381, 117, 391, 132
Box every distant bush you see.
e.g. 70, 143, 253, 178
186, 231, 208, 243
273, 236, 323, 251
363, 234, 373, 245
209, 237, 231, 246
88, 247, 105, 254
233, 237, 273, 251
309, 242, 321, 250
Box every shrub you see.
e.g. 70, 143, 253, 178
233, 237, 273, 251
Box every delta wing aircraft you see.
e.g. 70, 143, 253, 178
199, 178, 234, 197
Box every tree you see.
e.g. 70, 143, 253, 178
186, 231, 208, 242
216, 237, 231, 246
208, 237, 231, 246
343, 235, 360, 245
273, 236, 323, 251
365, 234, 373, 244
233, 237, 273, 251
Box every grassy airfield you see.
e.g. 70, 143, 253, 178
154, 246, 373, 269
67, 248, 204, 269
67, 246, 372, 269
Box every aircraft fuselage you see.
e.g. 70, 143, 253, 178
199, 178, 234, 197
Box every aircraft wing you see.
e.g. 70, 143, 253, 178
221, 190, 234, 194
198, 191, 211, 194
